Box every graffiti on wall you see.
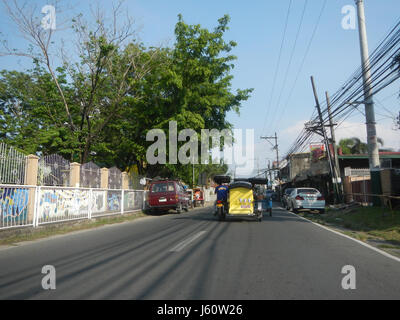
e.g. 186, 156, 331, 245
92, 190, 106, 213
107, 192, 121, 211
39, 189, 89, 221
0, 188, 28, 222
124, 191, 135, 210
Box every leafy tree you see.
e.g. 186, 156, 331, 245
339, 137, 384, 154
99, 14, 252, 182
1, 1, 159, 163
0, 7, 251, 186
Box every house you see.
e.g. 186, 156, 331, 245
279, 151, 400, 204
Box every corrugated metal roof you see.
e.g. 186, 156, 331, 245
339, 152, 400, 159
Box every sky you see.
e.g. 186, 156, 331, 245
1, 0, 400, 177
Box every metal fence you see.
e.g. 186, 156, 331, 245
127, 170, 145, 190
0, 143, 26, 185
38, 154, 70, 186
80, 161, 101, 188
108, 167, 122, 189
0, 184, 146, 230
0, 185, 35, 229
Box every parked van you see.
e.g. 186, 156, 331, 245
147, 180, 190, 213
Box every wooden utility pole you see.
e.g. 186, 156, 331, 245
261, 134, 281, 200
310, 76, 340, 203
326, 91, 343, 203
268, 161, 272, 188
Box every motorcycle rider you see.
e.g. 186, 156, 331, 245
214, 183, 228, 216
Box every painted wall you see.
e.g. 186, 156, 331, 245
92, 190, 106, 213
38, 189, 89, 221
0, 188, 28, 223
107, 191, 121, 211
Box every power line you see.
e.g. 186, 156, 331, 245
261, 0, 292, 136
266, 0, 308, 133
273, 0, 327, 134
284, 17, 400, 159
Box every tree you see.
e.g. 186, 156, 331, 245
1, 0, 159, 163
0, 7, 251, 186
338, 137, 384, 154
98, 14, 253, 178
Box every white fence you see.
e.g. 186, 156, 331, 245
0, 184, 146, 230
0, 185, 34, 229
0, 143, 26, 184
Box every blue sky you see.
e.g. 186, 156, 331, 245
1, 0, 400, 176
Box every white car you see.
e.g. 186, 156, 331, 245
287, 188, 325, 214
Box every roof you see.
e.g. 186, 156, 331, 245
339, 152, 400, 160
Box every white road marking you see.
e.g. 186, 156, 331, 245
169, 231, 207, 252
283, 209, 400, 264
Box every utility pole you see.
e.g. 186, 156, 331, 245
355, 0, 381, 203
268, 161, 272, 188
310, 76, 340, 204
326, 91, 343, 203
397, 111, 400, 129
261, 133, 281, 200
192, 154, 195, 188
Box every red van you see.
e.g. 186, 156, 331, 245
147, 180, 190, 213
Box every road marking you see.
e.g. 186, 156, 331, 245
284, 210, 400, 264
169, 231, 207, 252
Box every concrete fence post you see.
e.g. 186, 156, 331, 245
101, 168, 109, 211
101, 168, 109, 189
70, 162, 81, 187
122, 172, 129, 190
25, 155, 39, 225
121, 172, 129, 214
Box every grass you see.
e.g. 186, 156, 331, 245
298, 206, 400, 248
0, 211, 147, 246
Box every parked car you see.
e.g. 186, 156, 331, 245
282, 188, 294, 209
287, 188, 325, 214
147, 180, 190, 213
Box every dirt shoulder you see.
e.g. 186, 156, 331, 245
297, 205, 400, 258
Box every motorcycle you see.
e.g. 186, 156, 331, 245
216, 199, 226, 221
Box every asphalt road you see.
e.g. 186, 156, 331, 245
0, 204, 400, 300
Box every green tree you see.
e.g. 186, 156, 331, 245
1, 1, 159, 163
0, 8, 251, 187
339, 137, 384, 154
99, 14, 252, 183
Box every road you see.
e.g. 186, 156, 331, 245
0, 204, 400, 299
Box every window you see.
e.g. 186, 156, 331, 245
151, 183, 168, 193
380, 159, 392, 169
285, 188, 294, 195
298, 188, 319, 194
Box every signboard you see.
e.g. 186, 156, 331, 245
310, 143, 325, 162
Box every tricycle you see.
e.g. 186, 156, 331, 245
193, 188, 205, 207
